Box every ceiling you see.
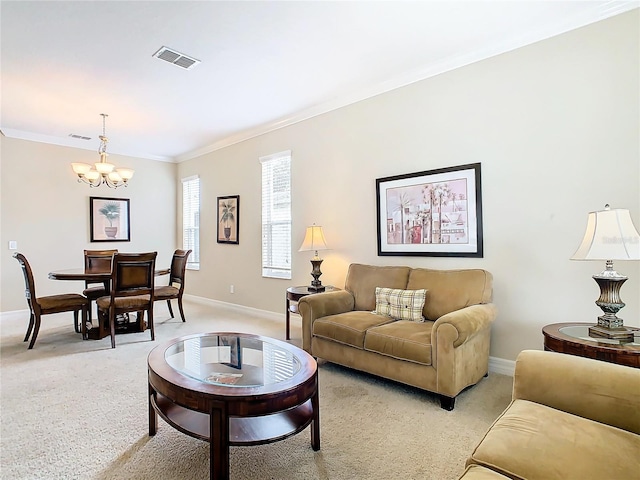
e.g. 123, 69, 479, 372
1, 1, 637, 163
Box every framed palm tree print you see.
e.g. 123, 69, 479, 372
89, 196, 131, 242
376, 163, 483, 257
217, 195, 239, 244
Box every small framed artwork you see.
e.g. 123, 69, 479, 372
217, 195, 239, 244
376, 163, 483, 257
218, 335, 242, 369
90, 197, 131, 242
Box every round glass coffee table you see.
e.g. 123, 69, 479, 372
148, 332, 320, 480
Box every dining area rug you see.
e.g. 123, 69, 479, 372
0, 300, 512, 479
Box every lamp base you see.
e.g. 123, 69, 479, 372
308, 258, 325, 293
588, 268, 633, 341
588, 324, 636, 342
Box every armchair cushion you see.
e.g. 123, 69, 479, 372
459, 465, 511, 480
468, 399, 640, 480
374, 287, 427, 322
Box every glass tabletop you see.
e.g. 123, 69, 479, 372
164, 334, 302, 387
559, 325, 640, 347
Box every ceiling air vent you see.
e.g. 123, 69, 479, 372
69, 134, 91, 140
153, 46, 200, 70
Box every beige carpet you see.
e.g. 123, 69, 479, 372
0, 300, 512, 479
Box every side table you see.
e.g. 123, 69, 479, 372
286, 285, 339, 340
542, 322, 640, 368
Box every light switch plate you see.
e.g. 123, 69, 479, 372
8, 241, 17, 250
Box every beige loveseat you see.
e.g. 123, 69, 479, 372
298, 263, 496, 410
460, 350, 640, 480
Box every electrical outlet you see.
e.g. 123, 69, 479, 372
8, 241, 17, 250
230, 284, 234, 294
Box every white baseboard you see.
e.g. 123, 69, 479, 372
0, 309, 28, 319
183, 294, 283, 322
1, 297, 517, 377
489, 356, 515, 376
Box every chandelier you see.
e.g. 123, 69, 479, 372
71, 114, 134, 188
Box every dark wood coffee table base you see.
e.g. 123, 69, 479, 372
150, 393, 316, 445
148, 333, 320, 480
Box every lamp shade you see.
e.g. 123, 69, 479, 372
299, 225, 329, 254
71, 162, 91, 175
571, 206, 640, 261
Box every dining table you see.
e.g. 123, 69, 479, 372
49, 266, 170, 340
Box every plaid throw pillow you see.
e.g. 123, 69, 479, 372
373, 287, 427, 322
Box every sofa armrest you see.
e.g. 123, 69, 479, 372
298, 290, 355, 353
513, 350, 640, 435
432, 303, 498, 348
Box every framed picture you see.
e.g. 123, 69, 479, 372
90, 197, 131, 242
217, 195, 239, 244
376, 163, 483, 257
218, 335, 242, 369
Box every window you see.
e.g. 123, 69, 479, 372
182, 175, 200, 270
261, 151, 291, 279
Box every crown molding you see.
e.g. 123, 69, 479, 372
0, 128, 175, 163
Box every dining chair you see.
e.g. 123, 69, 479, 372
154, 249, 192, 322
83, 249, 118, 327
96, 252, 157, 348
13, 252, 89, 349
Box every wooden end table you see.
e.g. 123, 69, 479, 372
542, 322, 640, 368
148, 332, 320, 480
286, 285, 339, 340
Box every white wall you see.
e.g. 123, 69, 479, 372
0, 137, 177, 311
177, 11, 640, 362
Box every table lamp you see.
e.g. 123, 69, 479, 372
299, 224, 329, 292
571, 204, 640, 341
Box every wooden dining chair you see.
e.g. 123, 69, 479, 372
154, 249, 192, 322
13, 252, 89, 349
83, 249, 117, 327
96, 252, 157, 348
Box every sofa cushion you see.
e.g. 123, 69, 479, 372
458, 465, 511, 480
374, 287, 427, 322
313, 311, 395, 349
407, 268, 493, 320
345, 264, 410, 311
468, 399, 640, 480
364, 320, 433, 365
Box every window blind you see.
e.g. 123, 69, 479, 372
260, 151, 291, 279
263, 342, 296, 383
182, 175, 200, 270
